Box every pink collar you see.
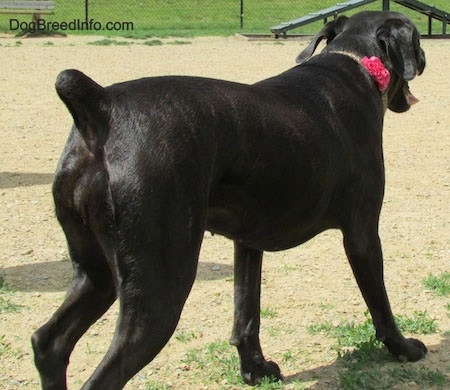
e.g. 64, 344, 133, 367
330, 51, 390, 93
361, 56, 390, 93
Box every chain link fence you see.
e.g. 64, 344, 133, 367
44, 1, 347, 35
0, 1, 380, 35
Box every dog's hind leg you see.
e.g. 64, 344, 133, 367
31, 229, 117, 390
229, 242, 282, 385
342, 225, 427, 362
80, 206, 205, 389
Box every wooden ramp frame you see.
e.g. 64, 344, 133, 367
270, 0, 449, 38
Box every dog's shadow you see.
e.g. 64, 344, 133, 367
0, 171, 54, 189
1, 259, 233, 292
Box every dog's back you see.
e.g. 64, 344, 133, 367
54, 65, 383, 253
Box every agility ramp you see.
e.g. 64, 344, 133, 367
270, 0, 449, 38
393, 0, 449, 36
270, 0, 377, 38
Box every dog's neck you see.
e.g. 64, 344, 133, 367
329, 50, 361, 64
328, 50, 389, 112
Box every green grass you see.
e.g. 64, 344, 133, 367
176, 340, 302, 388
174, 330, 197, 343
142, 309, 443, 388
308, 310, 437, 345
0, 275, 21, 314
308, 311, 445, 389
0, 0, 448, 37
181, 340, 243, 386
142, 39, 163, 46
388, 365, 447, 386
261, 307, 279, 319
167, 40, 192, 45
87, 38, 131, 46
339, 363, 447, 390
0, 334, 24, 359
422, 272, 450, 297
0, 334, 13, 357
86, 38, 188, 46
144, 383, 172, 390
395, 310, 438, 334
257, 376, 285, 389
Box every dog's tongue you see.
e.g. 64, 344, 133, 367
404, 84, 419, 105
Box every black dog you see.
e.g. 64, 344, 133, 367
32, 11, 426, 389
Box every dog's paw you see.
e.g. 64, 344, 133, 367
241, 360, 282, 385
390, 337, 427, 362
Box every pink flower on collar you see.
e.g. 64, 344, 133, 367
361, 56, 390, 92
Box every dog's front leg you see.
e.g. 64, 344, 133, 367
343, 228, 427, 362
229, 241, 282, 385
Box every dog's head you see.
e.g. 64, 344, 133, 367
296, 11, 426, 113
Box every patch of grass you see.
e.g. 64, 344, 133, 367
389, 365, 447, 386
0, 275, 7, 289
307, 321, 335, 335
423, 272, 450, 297
261, 307, 278, 319
0, 334, 23, 359
0, 276, 21, 313
338, 342, 447, 389
143, 39, 163, 46
181, 340, 243, 386
266, 326, 282, 337
0, 296, 19, 313
174, 330, 197, 343
396, 311, 438, 335
282, 263, 301, 273
338, 339, 390, 362
281, 349, 295, 363
0, 335, 12, 356
257, 376, 284, 389
88, 38, 131, 46
339, 363, 447, 390
341, 364, 444, 389
309, 311, 443, 389
167, 40, 192, 45
339, 367, 388, 390
88, 38, 113, 45
318, 302, 335, 311
308, 311, 438, 348
307, 312, 376, 348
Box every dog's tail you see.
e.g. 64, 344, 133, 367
55, 69, 111, 152
54, 70, 121, 290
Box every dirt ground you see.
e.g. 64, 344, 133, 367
0, 34, 449, 389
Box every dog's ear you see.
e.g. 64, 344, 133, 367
377, 19, 426, 81
296, 16, 348, 64
56, 69, 111, 151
